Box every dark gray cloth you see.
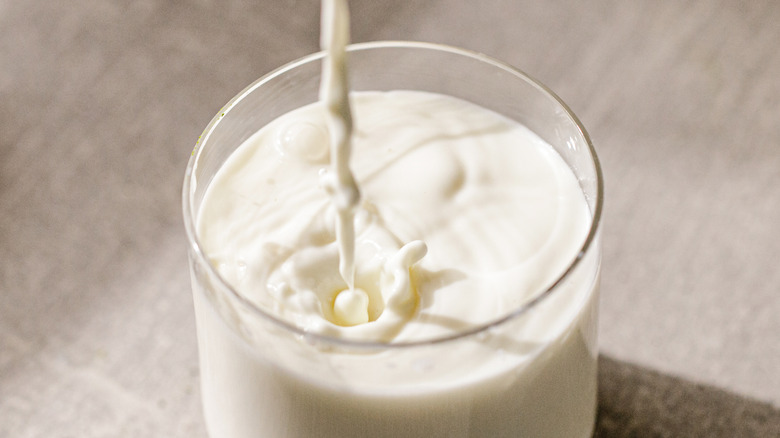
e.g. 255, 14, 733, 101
596, 356, 780, 437
1, 0, 778, 436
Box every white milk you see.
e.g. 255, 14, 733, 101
194, 90, 600, 437
318, 0, 362, 294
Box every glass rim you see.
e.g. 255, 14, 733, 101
182, 40, 604, 349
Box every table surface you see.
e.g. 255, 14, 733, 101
1, 0, 778, 436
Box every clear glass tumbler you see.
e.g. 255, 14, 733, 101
183, 41, 603, 438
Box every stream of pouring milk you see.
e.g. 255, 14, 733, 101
317, 0, 427, 328
193, 1, 598, 436
319, 0, 361, 292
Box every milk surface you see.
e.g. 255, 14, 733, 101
194, 90, 599, 437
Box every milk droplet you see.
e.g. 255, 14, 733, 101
333, 288, 370, 326
277, 122, 329, 163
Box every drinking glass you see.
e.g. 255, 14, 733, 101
183, 41, 603, 438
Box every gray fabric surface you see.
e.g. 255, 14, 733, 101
596, 356, 780, 437
1, 0, 778, 436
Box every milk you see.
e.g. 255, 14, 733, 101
192, 91, 600, 437
318, 0, 361, 293
188, 2, 599, 436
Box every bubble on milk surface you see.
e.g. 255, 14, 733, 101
276, 122, 329, 163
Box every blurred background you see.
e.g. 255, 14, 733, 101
1, 0, 778, 436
